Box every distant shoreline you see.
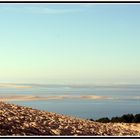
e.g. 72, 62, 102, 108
0, 95, 112, 102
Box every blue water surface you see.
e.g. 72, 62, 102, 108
0, 85, 140, 119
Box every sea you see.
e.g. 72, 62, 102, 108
0, 84, 140, 120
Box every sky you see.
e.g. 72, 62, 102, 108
0, 3, 140, 85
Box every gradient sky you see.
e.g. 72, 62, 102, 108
0, 3, 140, 85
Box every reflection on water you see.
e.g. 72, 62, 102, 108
0, 85, 140, 119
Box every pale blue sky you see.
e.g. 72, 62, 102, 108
0, 4, 140, 85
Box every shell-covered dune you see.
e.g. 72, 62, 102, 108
0, 102, 140, 136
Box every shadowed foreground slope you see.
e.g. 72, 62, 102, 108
0, 102, 140, 136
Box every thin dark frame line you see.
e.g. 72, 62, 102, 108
0, 1, 140, 3
1, 136, 140, 139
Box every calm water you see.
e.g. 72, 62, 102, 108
0, 85, 140, 119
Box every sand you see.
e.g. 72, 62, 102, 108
0, 95, 112, 102
80, 95, 112, 100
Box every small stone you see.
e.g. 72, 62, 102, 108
7, 117, 12, 121
51, 129, 61, 135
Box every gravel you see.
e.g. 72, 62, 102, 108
0, 102, 139, 136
